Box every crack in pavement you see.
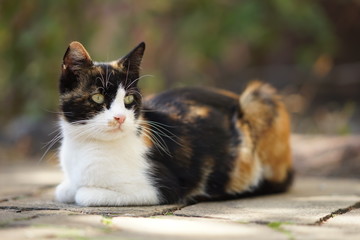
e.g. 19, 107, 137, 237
313, 201, 360, 226
0, 205, 185, 218
88, 205, 185, 217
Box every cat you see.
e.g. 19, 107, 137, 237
55, 41, 293, 206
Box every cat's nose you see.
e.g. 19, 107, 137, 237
114, 115, 126, 124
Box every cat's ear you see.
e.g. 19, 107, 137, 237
117, 42, 145, 72
62, 41, 93, 71
60, 42, 92, 93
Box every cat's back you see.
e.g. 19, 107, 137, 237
143, 87, 240, 118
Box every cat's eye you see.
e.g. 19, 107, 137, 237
91, 93, 105, 104
124, 95, 134, 105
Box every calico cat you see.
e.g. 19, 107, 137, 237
56, 41, 293, 206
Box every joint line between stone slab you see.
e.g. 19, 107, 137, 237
313, 201, 360, 226
173, 213, 230, 220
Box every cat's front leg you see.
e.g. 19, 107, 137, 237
75, 187, 159, 206
55, 181, 76, 203
75, 187, 129, 206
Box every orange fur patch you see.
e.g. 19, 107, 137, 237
226, 123, 261, 194
187, 105, 211, 119
226, 81, 292, 193
212, 89, 239, 99
256, 101, 292, 182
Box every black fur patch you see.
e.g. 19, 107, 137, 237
142, 88, 244, 203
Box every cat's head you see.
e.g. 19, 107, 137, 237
59, 41, 145, 141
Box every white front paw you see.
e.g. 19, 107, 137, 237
74, 187, 160, 206
75, 187, 126, 206
55, 181, 76, 203
75, 187, 107, 206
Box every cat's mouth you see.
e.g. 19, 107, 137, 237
106, 126, 123, 133
107, 121, 124, 133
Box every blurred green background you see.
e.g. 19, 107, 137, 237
0, 0, 359, 160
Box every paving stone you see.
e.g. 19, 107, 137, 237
0, 214, 288, 240
0, 185, 182, 217
0, 222, 102, 240
1, 158, 360, 240
0, 163, 62, 201
289, 177, 360, 197
0, 197, 182, 218
109, 216, 288, 240
0, 209, 78, 228
292, 134, 360, 178
324, 208, 360, 233
0, 210, 38, 227
283, 225, 360, 240
174, 178, 360, 224
0, 163, 182, 217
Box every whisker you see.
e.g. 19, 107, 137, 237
96, 76, 105, 90
148, 126, 184, 147
128, 89, 143, 100
40, 131, 62, 163
139, 119, 184, 149
96, 68, 106, 89
105, 64, 114, 89
138, 119, 178, 129
67, 124, 105, 142
55, 115, 181, 156
141, 127, 172, 156
126, 75, 154, 90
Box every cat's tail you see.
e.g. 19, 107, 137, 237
239, 81, 281, 135
239, 80, 293, 192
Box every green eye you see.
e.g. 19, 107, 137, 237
91, 93, 105, 104
124, 95, 134, 105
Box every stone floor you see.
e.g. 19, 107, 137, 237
0, 162, 359, 240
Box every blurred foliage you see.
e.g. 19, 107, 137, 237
0, 0, 359, 139
0, 0, 97, 123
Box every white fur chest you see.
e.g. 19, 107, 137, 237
56, 124, 160, 206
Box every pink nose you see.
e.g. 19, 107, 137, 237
114, 115, 126, 124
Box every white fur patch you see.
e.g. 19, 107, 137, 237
56, 87, 160, 206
